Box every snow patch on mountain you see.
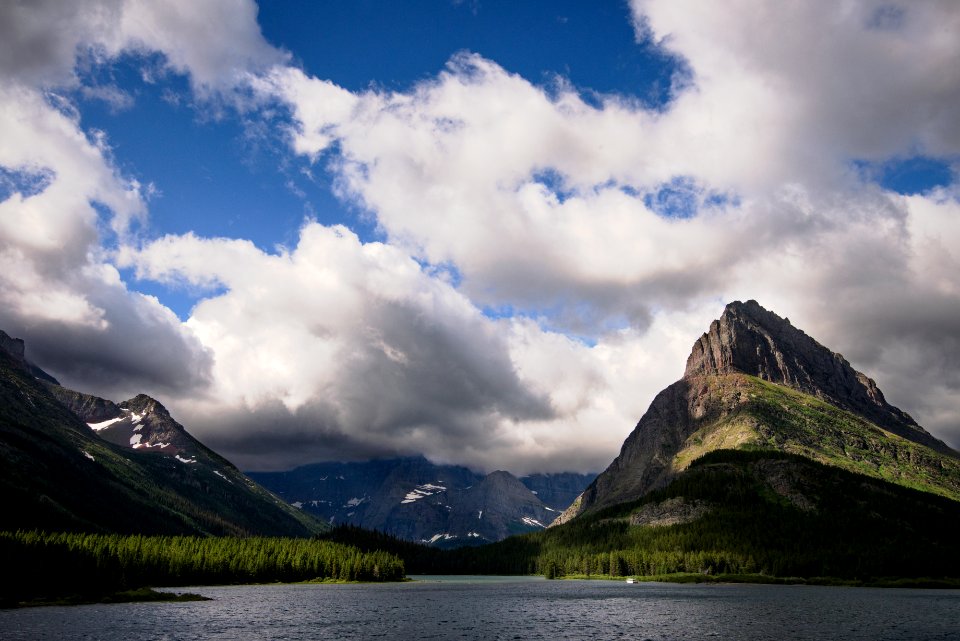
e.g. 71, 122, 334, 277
521, 516, 546, 528
87, 416, 124, 431
133, 441, 171, 450
425, 533, 457, 544
401, 483, 447, 504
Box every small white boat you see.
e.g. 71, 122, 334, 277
625, 577, 637, 584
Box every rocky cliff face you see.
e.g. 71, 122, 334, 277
519, 472, 597, 511
556, 300, 958, 523
0, 329, 60, 385
685, 300, 938, 451
47, 386, 122, 424
49, 386, 211, 462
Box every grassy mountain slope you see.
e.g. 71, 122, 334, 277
672, 374, 960, 501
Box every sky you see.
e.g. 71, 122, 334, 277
1, 0, 959, 474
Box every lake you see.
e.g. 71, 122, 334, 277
2, 576, 958, 640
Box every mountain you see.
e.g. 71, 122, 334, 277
49, 387, 217, 467
0, 330, 322, 536
448, 448, 960, 582
517, 472, 597, 511
249, 457, 594, 547
557, 300, 960, 523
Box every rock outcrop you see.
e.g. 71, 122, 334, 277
685, 300, 938, 450
47, 386, 122, 424
556, 300, 958, 523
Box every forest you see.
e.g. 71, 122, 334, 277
323, 450, 960, 584
0, 531, 404, 606
6, 449, 960, 607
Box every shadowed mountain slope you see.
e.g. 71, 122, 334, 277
0, 330, 322, 536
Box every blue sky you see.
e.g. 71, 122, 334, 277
1, 1, 959, 473
72, 0, 692, 320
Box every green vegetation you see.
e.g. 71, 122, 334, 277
673, 375, 960, 502
6, 449, 959, 607
326, 450, 960, 584
0, 531, 405, 607
13, 587, 210, 608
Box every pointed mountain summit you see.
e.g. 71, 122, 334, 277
556, 300, 959, 523
686, 300, 938, 450
49, 387, 209, 463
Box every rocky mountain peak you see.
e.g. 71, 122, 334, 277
120, 394, 172, 420
556, 300, 957, 524
685, 299, 824, 383
0, 329, 60, 385
483, 470, 519, 485
682, 300, 936, 447
0, 330, 25, 363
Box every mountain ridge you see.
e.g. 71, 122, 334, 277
556, 300, 959, 523
686, 300, 946, 452
249, 456, 595, 547
0, 329, 323, 537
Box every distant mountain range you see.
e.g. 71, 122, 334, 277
442, 301, 960, 582
557, 300, 960, 523
4, 297, 958, 580
249, 458, 595, 548
0, 330, 321, 536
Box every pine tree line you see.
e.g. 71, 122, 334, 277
1, 531, 405, 604
324, 450, 960, 582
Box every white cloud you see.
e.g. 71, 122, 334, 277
251, 1, 960, 455
2, 0, 958, 475
0, 1, 257, 399
129, 223, 621, 473
632, 0, 960, 174
0, 0, 285, 92
122, 221, 730, 473
0, 84, 211, 398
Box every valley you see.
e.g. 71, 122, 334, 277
2, 300, 960, 605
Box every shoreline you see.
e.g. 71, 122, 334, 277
554, 572, 960, 589
8, 572, 958, 608
3, 587, 210, 609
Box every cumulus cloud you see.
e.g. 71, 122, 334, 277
632, 0, 960, 167
0, 0, 285, 92
0, 0, 284, 399
124, 223, 665, 473
249, 0, 960, 454
2, 0, 959, 473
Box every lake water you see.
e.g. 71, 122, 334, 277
2, 576, 958, 640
